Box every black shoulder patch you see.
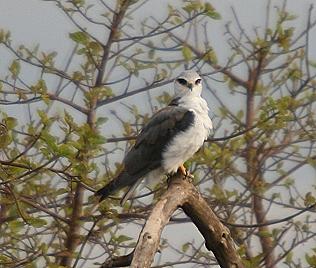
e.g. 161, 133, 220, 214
175, 110, 194, 132
169, 97, 181, 106
124, 108, 195, 176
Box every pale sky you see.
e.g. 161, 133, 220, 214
0, 1, 315, 267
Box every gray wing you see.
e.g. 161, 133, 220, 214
124, 106, 195, 175
96, 106, 194, 202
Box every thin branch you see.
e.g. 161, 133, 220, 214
223, 202, 316, 228
47, 92, 89, 114
95, 0, 130, 86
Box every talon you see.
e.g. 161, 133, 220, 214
185, 171, 194, 182
178, 164, 187, 176
177, 164, 194, 181
186, 172, 194, 179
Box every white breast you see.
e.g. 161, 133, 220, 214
162, 96, 212, 173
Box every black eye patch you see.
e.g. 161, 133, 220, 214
177, 78, 187, 86
195, 78, 202, 85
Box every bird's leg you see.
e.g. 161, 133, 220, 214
178, 164, 187, 176
167, 165, 194, 185
177, 164, 194, 181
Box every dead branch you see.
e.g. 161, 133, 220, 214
102, 173, 244, 268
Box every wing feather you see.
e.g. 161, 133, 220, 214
124, 106, 194, 175
96, 106, 194, 202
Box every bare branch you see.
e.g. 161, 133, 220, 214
127, 173, 244, 268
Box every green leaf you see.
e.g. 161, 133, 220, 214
8, 220, 24, 232
204, 3, 221, 19
64, 110, 77, 129
58, 144, 75, 158
41, 94, 51, 105
182, 242, 190, 253
41, 130, 58, 152
306, 253, 316, 267
205, 11, 221, 19
211, 184, 226, 201
55, 188, 68, 196
285, 251, 293, 264
258, 230, 272, 238
96, 117, 108, 126
41, 51, 57, 66
72, 71, 85, 81
203, 49, 217, 64
304, 192, 316, 207
37, 109, 49, 125
9, 60, 21, 79
69, 31, 89, 45
88, 41, 102, 54
31, 79, 48, 94
73, 0, 85, 7
272, 228, 281, 238
0, 29, 10, 43
218, 106, 228, 117
236, 110, 244, 120
0, 29, 5, 43
183, 1, 203, 13
288, 68, 302, 81
243, 254, 262, 268
182, 46, 192, 61
309, 60, 316, 69
28, 217, 47, 228
3, 117, 17, 130
0, 255, 12, 263
0, 134, 12, 148
116, 235, 132, 243
90, 134, 106, 145
25, 261, 37, 268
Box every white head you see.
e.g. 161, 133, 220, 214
174, 70, 202, 98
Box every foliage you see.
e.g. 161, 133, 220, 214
0, 0, 315, 267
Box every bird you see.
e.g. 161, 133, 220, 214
96, 70, 213, 205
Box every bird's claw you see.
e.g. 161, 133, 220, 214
167, 165, 194, 184
177, 164, 194, 182
184, 171, 194, 182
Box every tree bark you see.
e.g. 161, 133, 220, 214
246, 67, 276, 268
102, 173, 244, 268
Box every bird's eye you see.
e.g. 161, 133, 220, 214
177, 78, 187, 86
195, 78, 202, 85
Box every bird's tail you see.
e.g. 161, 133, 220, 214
95, 171, 139, 202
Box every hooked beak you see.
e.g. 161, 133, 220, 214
188, 83, 193, 91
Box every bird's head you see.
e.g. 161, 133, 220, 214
174, 70, 202, 98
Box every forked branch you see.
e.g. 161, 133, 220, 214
101, 173, 244, 268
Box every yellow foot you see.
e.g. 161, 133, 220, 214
177, 164, 194, 181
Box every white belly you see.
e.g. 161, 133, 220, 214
162, 115, 209, 173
